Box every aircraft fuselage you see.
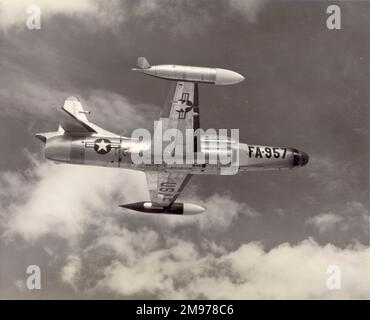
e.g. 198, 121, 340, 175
43, 133, 308, 174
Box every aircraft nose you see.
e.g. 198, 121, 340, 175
293, 150, 309, 167
301, 152, 309, 166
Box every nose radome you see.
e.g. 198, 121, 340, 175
215, 68, 245, 85
293, 150, 309, 167
301, 152, 309, 166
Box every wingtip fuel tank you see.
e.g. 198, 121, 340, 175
120, 201, 205, 215
132, 57, 245, 85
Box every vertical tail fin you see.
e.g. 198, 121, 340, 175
137, 57, 150, 69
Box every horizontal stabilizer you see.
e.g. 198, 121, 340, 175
35, 126, 64, 144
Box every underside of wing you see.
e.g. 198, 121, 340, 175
160, 81, 199, 132
156, 81, 200, 160
145, 171, 192, 207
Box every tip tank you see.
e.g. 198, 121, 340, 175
120, 201, 205, 215
132, 57, 244, 85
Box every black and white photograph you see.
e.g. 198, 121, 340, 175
0, 0, 369, 305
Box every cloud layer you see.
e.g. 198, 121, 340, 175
95, 239, 369, 299
0, 0, 97, 30
0, 0, 266, 31
0, 155, 368, 299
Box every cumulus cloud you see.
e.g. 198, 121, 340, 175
0, 153, 267, 298
301, 154, 368, 243
139, 192, 259, 231
1, 154, 368, 299
0, 156, 148, 240
306, 213, 344, 233
0, 152, 253, 241
79, 238, 370, 299
61, 255, 82, 291
306, 201, 369, 236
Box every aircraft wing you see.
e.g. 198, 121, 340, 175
155, 81, 200, 163
145, 171, 192, 207
145, 81, 199, 206
160, 81, 200, 132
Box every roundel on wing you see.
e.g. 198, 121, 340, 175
94, 138, 111, 154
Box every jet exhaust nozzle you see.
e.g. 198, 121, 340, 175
120, 201, 205, 215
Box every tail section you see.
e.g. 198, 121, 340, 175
35, 126, 64, 144
136, 57, 150, 69
59, 96, 117, 136
60, 96, 97, 134
35, 96, 118, 144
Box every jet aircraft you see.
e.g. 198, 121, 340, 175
36, 57, 309, 215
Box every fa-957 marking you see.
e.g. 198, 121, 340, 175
248, 146, 287, 159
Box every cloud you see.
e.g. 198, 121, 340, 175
306, 201, 369, 236
0, 152, 253, 241
1, 155, 368, 299
228, 0, 267, 23
0, 0, 97, 30
135, 191, 259, 231
300, 155, 368, 243
0, 154, 265, 298
0, 75, 69, 119
0, 149, 368, 299
61, 255, 82, 291
306, 213, 344, 233
88, 238, 369, 299
0, 67, 157, 134
0, 0, 267, 33
84, 90, 158, 134
0, 157, 148, 241
303, 155, 362, 198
